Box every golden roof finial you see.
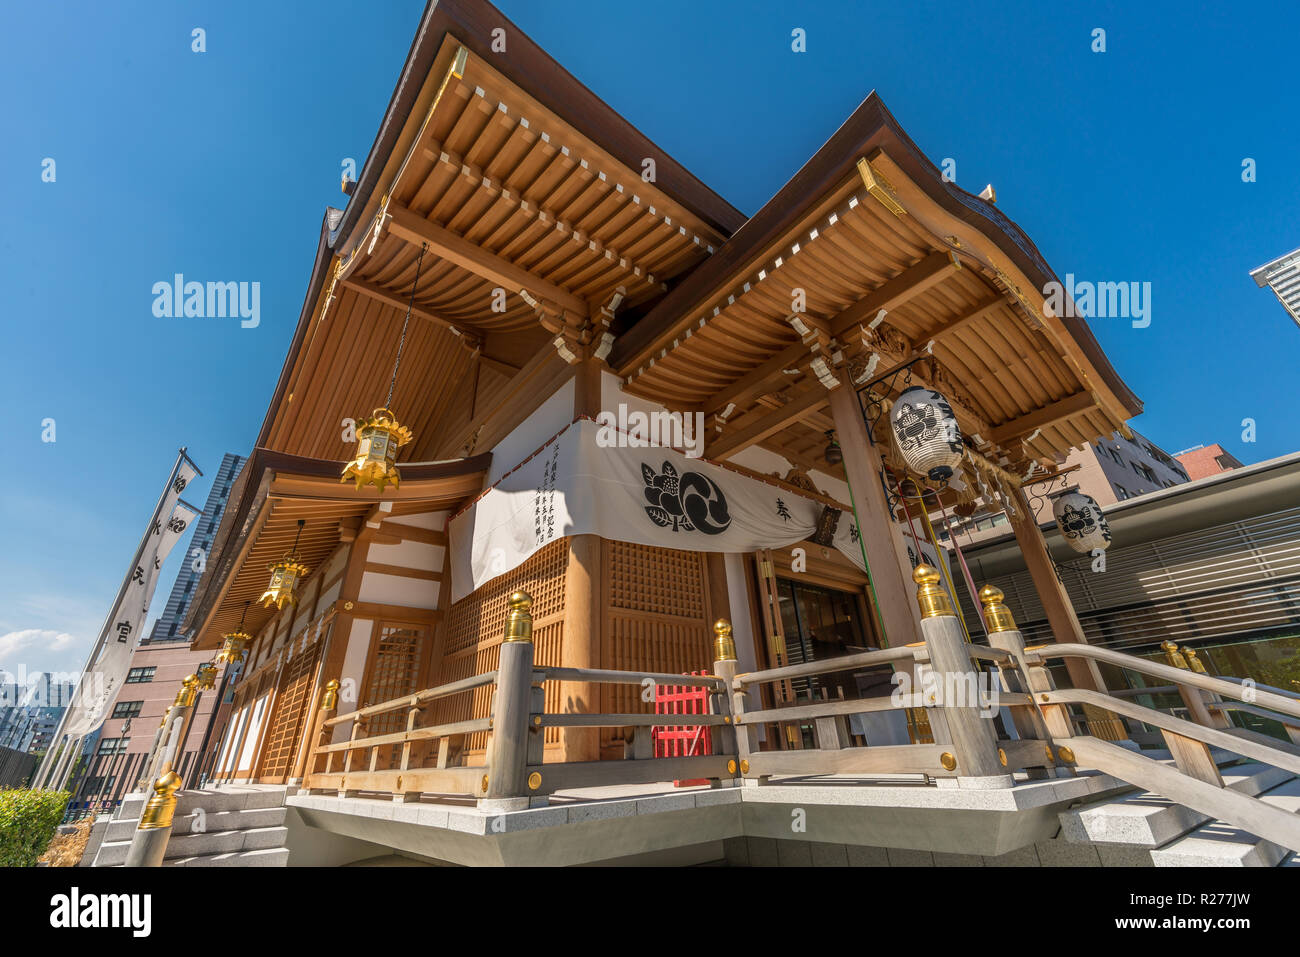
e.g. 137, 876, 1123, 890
913, 564, 954, 619
978, 584, 1017, 634
1161, 640, 1189, 670
504, 591, 534, 643
713, 619, 737, 662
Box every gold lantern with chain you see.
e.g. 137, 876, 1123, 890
342, 242, 428, 493
217, 601, 253, 666
341, 408, 413, 492
195, 661, 218, 690
260, 520, 309, 610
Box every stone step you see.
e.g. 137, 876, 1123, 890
1150, 777, 1300, 867
163, 847, 290, 867
93, 824, 289, 867
1060, 765, 1294, 848
103, 805, 287, 842
162, 825, 288, 859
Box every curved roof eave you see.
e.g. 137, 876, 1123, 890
612, 92, 1142, 420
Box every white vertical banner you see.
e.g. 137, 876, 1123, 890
450, 419, 948, 606
61, 466, 200, 737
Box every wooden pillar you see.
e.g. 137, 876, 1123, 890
827, 384, 918, 648
562, 357, 605, 762
1006, 485, 1102, 692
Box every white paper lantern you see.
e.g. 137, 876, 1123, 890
891, 386, 964, 482
1052, 491, 1111, 553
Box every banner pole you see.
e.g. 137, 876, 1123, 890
33, 448, 189, 788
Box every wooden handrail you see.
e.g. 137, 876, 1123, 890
1108, 685, 1179, 698
1211, 700, 1300, 730
323, 671, 498, 728
315, 718, 492, 753
734, 645, 916, 687
1041, 687, 1300, 777
1027, 643, 1300, 720
539, 666, 724, 689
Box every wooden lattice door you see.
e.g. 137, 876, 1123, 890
359, 622, 430, 764
257, 637, 323, 783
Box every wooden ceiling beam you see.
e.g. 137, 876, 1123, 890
387, 202, 589, 319
341, 277, 472, 339
925, 295, 1010, 346
989, 391, 1095, 445
703, 341, 808, 414
829, 250, 961, 337
710, 386, 829, 460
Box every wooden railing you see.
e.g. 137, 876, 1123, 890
299, 574, 1300, 856
301, 572, 1066, 805
1023, 640, 1300, 850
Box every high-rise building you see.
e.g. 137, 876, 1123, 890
1250, 246, 1300, 329
148, 453, 244, 642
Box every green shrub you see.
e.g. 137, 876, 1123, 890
0, 789, 70, 867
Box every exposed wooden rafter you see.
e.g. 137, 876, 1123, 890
386, 202, 590, 319
829, 250, 961, 337
988, 391, 1096, 446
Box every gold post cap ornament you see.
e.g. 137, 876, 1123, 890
322, 678, 340, 710
912, 564, 954, 619
173, 674, 199, 708
1161, 640, 1189, 670
139, 771, 182, 831
713, 619, 737, 662
1184, 648, 1208, 675
977, 585, 1017, 634
504, 591, 534, 643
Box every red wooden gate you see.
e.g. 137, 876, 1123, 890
653, 671, 713, 787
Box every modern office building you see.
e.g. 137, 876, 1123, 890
149, 453, 245, 642
0, 677, 76, 753
957, 450, 1300, 690
1175, 442, 1245, 481
1250, 246, 1300, 328
943, 425, 1189, 543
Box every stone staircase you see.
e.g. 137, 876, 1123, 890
1059, 748, 1300, 867
91, 785, 293, 867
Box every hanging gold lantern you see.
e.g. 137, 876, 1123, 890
195, 661, 218, 690
342, 243, 428, 495
216, 631, 250, 665
260, 520, 309, 609
217, 600, 252, 665
341, 407, 413, 492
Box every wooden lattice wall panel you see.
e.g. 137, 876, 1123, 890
361, 624, 428, 739
602, 540, 713, 748
257, 627, 326, 782
434, 538, 569, 751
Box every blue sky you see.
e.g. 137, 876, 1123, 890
2, 0, 1297, 679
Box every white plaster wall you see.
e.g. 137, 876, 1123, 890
334, 617, 373, 741
358, 571, 437, 608
486, 377, 574, 485
366, 539, 441, 570
237, 694, 270, 771
383, 509, 448, 529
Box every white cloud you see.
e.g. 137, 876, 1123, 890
0, 628, 84, 673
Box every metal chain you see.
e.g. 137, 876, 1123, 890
386, 242, 428, 408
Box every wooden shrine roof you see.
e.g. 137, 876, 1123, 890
184, 448, 490, 649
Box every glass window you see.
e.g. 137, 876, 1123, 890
1116, 485, 1129, 500
111, 700, 143, 719
125, 667, 155, 684
96, 737, 130, 756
